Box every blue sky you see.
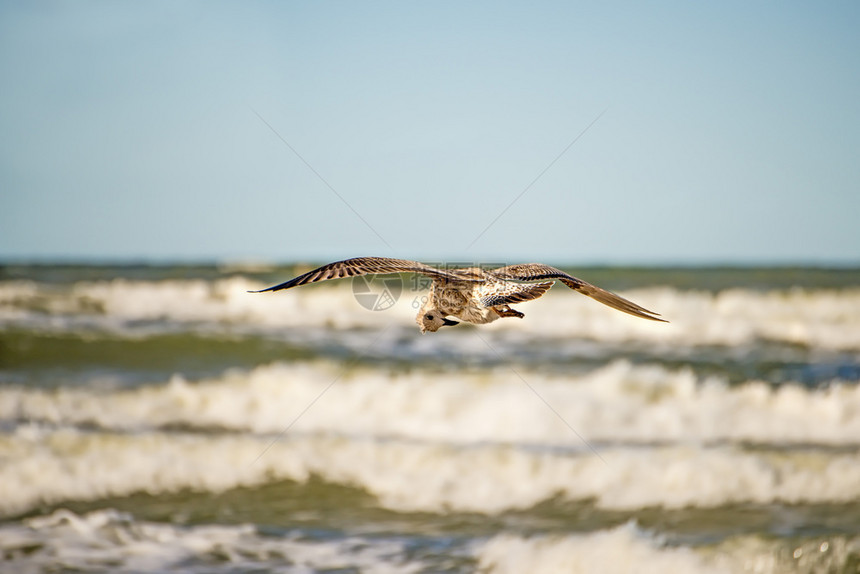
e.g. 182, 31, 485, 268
1, 1, 858, 264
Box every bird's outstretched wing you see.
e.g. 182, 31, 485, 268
250, 257, 476, 293
489, 263, 667, 322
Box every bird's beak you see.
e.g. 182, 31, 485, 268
442, 318, 460, 327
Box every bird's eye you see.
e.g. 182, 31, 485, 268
425, 314, 434, 320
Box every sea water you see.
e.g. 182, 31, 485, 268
1, 263, 859, 573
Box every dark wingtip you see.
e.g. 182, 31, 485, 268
248, 286, 282, 293
248, 280, 295, 293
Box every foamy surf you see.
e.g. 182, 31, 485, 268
2, 509, 857, 574
3, 360, 859, 445
1, 508, 425, 574
476, 522, 860, 574
3, 425, 860, 517
3, 278, 860, 349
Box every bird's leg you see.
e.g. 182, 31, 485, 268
494, 305, 525, 319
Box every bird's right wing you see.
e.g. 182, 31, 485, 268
478, 281, 555, 307
490, 263, 667, 322
250, 257, 476, 293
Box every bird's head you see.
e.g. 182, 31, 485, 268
415, 308, 459, 333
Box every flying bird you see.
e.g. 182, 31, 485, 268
251, 257, 667, 333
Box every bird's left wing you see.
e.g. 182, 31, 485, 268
250, 257, 475, 293
489, 263, 667, 322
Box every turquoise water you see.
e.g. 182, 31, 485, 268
1, 263, 859, 572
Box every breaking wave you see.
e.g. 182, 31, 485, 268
3, 358, 859, 516
1, 508, 423, 574
2, 278, 860, 349
5, 509, 857, 574
476, 522, 860, 574
3, 360, 858, 445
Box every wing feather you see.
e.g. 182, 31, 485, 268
250, 257, 472, 293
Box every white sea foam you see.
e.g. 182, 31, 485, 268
0, 508, 423, 574
497, 286, 860, 350
4, 509, 856, 574
478, 522, 731, 574
2, 279, 860, 349
2, 425, 860, 517
3, 361, 859, 446
3, 509, 858, 574
0, 277, 392, 330
477, 523, 860, 574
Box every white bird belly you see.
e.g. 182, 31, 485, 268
428, 283, 499, 325
453, 304, 500, 325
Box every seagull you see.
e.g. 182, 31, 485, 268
251, 257, 667, 333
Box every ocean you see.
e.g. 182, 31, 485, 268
1, 262, 859, 573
